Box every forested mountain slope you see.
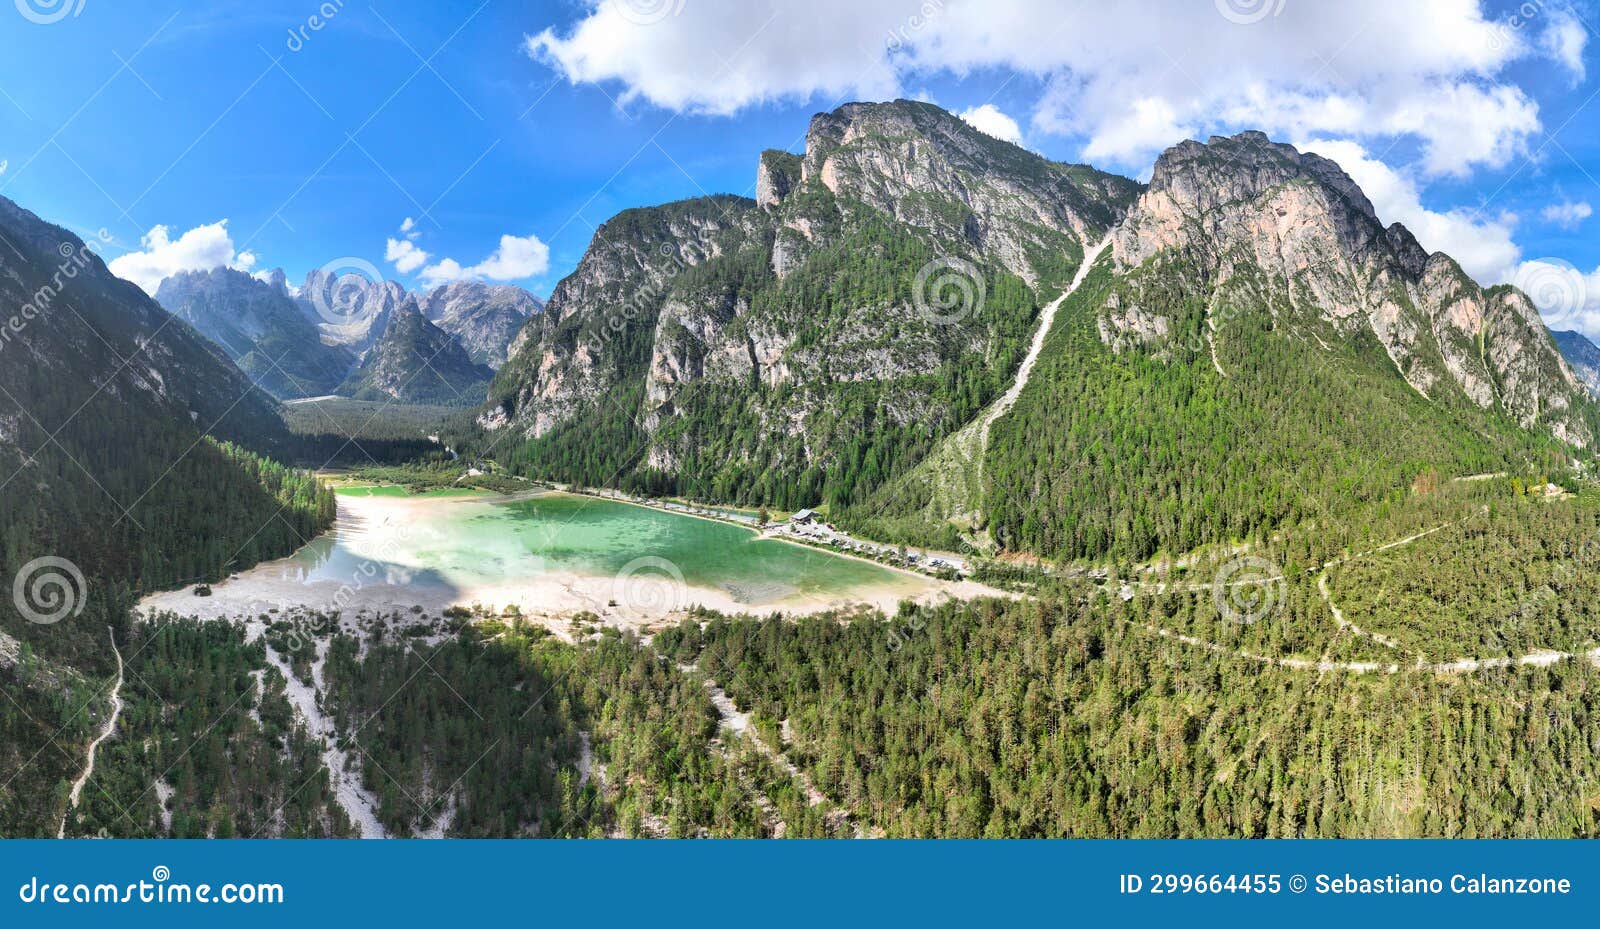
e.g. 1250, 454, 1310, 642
0, 194, 332, 670
861, 131, 1600, 558
481, 99, 1139, 510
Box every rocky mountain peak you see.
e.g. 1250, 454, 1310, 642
1108, 130, 1594, 448
755, 149, 801, 210
787, 99, 1140, 283
420, 280, 543, 370
154, 265, 354, 400
338, 294, 491, 405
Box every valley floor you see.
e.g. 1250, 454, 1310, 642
135, 488, 1002, 637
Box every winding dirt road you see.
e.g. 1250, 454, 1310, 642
58, 626, 124, 838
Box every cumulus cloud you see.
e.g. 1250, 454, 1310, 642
528, 0, 1561, 177
958, 103, 1024, 145
419, 233, 550, 287
385, 236, 430, 273
1300, 139, 1521, 283
108, 220, 257, 295
1541, 198, 1592, 230
0, 159, 8, 178
399, 216, 418, 236
1540, 9, 1588, 84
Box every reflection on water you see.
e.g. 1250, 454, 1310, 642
284, 489, 925, 608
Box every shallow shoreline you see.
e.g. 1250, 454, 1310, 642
136, 489, 1005, 632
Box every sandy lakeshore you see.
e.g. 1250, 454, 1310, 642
136, 490, 1005, 632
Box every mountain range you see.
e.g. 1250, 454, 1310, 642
477, 100, 1599, 559
337, 297, 495, 404
150, 265, 542, 402
5, 97, 1600, 571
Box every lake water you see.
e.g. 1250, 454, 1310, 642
142, 488, 940, 622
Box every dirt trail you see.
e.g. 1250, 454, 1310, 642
979, 235, 1110, 449
59, 626, 124, 838
1128, 521, 1600, 675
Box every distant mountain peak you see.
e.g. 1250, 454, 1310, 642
155, 265, 354, 400
337, 292, 492, 405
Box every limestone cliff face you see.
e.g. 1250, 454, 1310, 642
800, 101, 1137, 284
485, 100, 1140, 477
419, 281, 542, 369
1106, 131, 1593, 446
485, 195, 761, 439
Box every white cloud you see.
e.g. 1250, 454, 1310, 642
529, 0, 1546, 178
1300, 138, 1520, 283
1542, 198, 1592, 230
1078, 97, 1194, 166
399, 216, 418, 236
958, 103, 1023, 145
1540, 9, 1588, 84
418, 258, 465, 286
419, 233, 551, 287
0, 159, 8, 178
385, 236, 430, 273
107, 220, 257, 295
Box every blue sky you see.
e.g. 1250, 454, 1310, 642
2, 0, 1600, 335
